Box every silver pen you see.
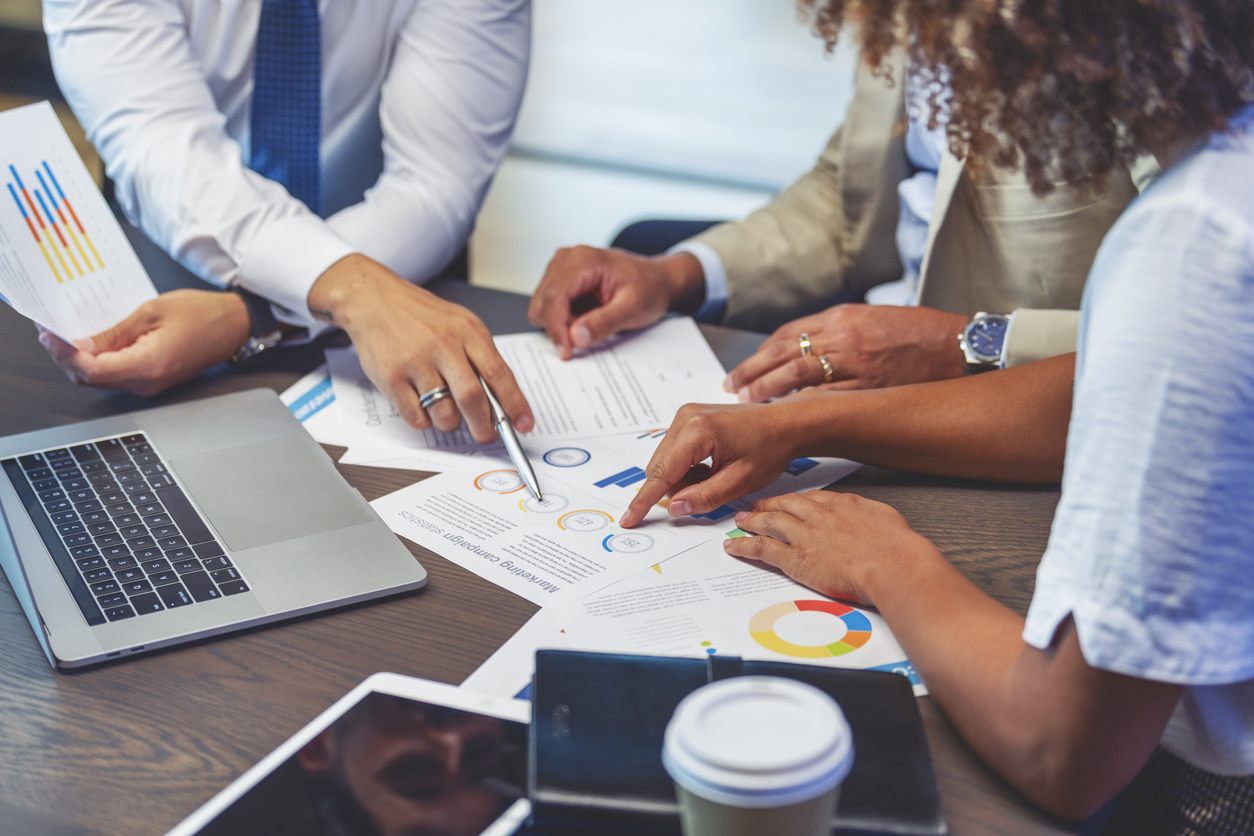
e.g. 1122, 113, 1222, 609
478, 374, 542, 501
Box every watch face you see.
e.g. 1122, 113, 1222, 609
967, 317, 1008, 362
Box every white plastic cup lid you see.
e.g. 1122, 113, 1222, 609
661, 676, 854, 809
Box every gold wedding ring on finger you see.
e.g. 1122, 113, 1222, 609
798, 333, 813, 356
419, 386, 452, 410
818, 354, 835, 383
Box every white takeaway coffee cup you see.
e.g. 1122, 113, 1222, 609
662, 676, 854, 836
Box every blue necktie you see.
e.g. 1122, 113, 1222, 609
250, 0, 321, 215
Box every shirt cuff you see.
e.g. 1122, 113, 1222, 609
669, 240, 728, 323
1003, 309, 1081, 368
238, 214, 359, 332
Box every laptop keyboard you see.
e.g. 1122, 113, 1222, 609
2, 433, 248, 626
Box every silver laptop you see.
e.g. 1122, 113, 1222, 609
0, 388, 427, 668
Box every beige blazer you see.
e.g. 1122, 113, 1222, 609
691, 50, 1143, 366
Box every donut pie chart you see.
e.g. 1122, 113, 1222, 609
749, 600, 872, 658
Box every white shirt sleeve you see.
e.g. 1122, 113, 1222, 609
668, 240, 728, 322
323, 0, 529, 293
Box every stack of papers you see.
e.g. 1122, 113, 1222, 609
279, 318, 922, 698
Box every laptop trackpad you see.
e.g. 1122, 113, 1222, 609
170, 436, 372, 552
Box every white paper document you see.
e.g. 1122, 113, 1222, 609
279, 364, 347, 447
462, 541, 923, 699
330, 318, 736, 463
0, 102, 156, 340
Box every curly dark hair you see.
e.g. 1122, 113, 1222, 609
800, 0, 1254, 194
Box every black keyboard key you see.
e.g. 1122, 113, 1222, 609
116, 568, 145, 584
71, 545, 100, 559
66, 489, 94, 503
139, 463, 167, 477
142, 558, 172, 574
127, 443, 153, 456
104, 605, 136, 621
122, 579, 153, 595
148, 571, 179, 587
38, 488, 66, 503
51, 510, 78, 524
63, 533, 92, 548
209, 567, 241, 584
83, 568, 112, 583
56, 468, 83, 482
157, 535, 187, 550
3, 458, 105, 626
194, 542, 225, 560
157, 584, 192, 609
100, 544, 131, 560
106, 502, 133, 517
109, 461, 136, 474
91, 579, 120, 596
97, 592, 126, 607
134, 501, 163, 516
181, 571, 220, 602
171, 557, 200, 573
133, 453, 159, 465
59, 477, 88, 491
113, 513, 141, 527
94, 532, 123, 547
142, 513, 172, 528
218, 580, 249, 596
147, 472, 176, 489
75, 556, 105, 571
199, 555, 233, 571
88, 521, 116, 536
126, 535, 154, 550
80, 510, 110, 526
27, 467, 53, 481
87, 471, 116, 485
81, 460, 108, 474
129, 491, 158, 506
31, 478, 59, 492
107, 556, 137, 571
17, 453, 47, 470
50, 457, 77, 470
148, 525, 178, 540
166, 548, 197, 563
56, 521, 85, 536
129, 592, 164, 614
75, 499, 103, 513
121, 434, 146, 445
45, 447, 72, 460
134, 547, 163, 563
155, 486, 213, 545
123, 481, 151, 495
70, 443, 102, 463
93, 481, 120, 494
119, 524, 147, 540
97, 439, 129, 462
99, 491, 128, 506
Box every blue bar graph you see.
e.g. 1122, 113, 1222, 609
594, 466, 648, 489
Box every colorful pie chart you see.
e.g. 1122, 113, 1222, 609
748, 600, 872, 658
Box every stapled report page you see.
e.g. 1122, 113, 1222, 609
0, 102, 156, 340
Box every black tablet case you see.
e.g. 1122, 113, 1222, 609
527, 650, 945, 835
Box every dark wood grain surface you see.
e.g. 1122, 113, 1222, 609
0, 264, 1077, 834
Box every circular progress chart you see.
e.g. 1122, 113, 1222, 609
749, 600, 872, 658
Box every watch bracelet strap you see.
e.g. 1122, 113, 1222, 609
231, 286, 280, 338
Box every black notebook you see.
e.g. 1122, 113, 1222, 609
527, 650, 945, 836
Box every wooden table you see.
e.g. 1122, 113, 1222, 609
0, 244, 1078, 835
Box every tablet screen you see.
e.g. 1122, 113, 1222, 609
192, 691, 528, 836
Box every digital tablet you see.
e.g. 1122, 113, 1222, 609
166, 673, 531, 836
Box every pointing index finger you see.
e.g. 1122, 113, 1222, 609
620, 432, 714, 528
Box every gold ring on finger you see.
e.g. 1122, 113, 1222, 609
798, 333, 813, 356
419, 386, 452, 410
818, 354, 834, 383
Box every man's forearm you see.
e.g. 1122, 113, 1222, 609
789, 353, 1075, 482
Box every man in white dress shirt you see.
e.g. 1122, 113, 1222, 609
37, 0, 535, 442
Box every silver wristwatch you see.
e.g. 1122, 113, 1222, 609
229, 288, 283, 368
958, 312, 1011, 373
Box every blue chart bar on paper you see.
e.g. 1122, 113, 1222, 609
692, 505, 737, 521
595, 466, 648, 489
786, 458, 820, 476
